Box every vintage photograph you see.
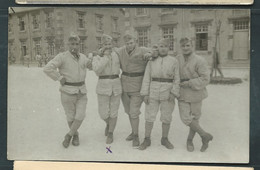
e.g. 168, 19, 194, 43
8, 7, 250, 163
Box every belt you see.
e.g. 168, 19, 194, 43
64, 81, 85, 86
152, 78, 173, 83
181, 79, 190, 83
122, 72, 144, 77
99, 75, 119, 79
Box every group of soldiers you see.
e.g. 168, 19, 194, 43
43, 31, 213, 153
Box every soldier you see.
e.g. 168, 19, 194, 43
115, 33, 153, 147
177, 37, 213, 152
92, 34, 122, 144
43, 32, 92, 148
139, 39, 180, 150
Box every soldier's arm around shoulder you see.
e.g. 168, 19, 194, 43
43, 53, 63, 81
189, 56, 210, 90
141, 47, 153, 61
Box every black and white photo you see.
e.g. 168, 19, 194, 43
8, 7, 250, 163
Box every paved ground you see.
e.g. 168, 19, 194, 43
7, 66, 249, 163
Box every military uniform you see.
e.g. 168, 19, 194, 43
115, 34, 152, 147
141, 56, 180, 124
92, 51, 122, 120
44, 50, 91, 122
43, 32, 92, 148
139, 39, 180, 150
92, 34, 122, 144
177, 39, 213, 152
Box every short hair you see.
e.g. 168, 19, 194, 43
123, 33, 136, 42
68, 32, 80, 42
101, 34, 113, 45
158, 38, 170, 47
179, 37, 192, 45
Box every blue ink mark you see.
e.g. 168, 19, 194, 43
106, 146, 112, 153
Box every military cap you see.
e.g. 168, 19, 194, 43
180, 37, 192, 45
158, 38, 170, 46
123, 33, 136, 42
68, 32, 80, 42
101, 34, 113, 44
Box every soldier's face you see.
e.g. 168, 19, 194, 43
181, 42, 193, 55
125, 39, 136, 52
103, 41, 113, 52
69, 39, 80, 54
158, 44, 169, 56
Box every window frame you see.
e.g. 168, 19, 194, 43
111, 17, 119, 33
32, 14, 40, 30
136, 27, 149, 47
95, 14, 104, 32
195, 24, 209, 51
77, 11, 86, 29
45, 11, 53, 28
162, 26, 175, 51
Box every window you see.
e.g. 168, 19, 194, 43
112, 17, 118, 32
34, 39, 41, 55
136, 8, 147, 16
45, 12, 53, 28
48, 42, 55, 55
162, 27, 174, 51
137, 28, 149, 47
79, 39, 85, 53
19, 17, 25, 31
233, 20, 249, 31
77, 12, 85, 29
21, 41, 27, 56
161, 8, 174, 14
195, 24, 208, 51
96, 37, 102, 49
95, 15, 103, 31
32, 14, 40, 30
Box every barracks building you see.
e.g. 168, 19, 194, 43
8, 8, 250, 68
124, 8, 250, 68
8, 7, 125, 64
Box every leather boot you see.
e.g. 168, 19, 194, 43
187, 128, 196, 152
62, 134, 72, 148
161, 123, 174, 149
72, 132, 80, 146
161, 137, 174, 149
189, 120, 213, 152
131, 117, 140, 147
106, 132, 113, 144
126, 116, 134, 141
139, 137, 151, 150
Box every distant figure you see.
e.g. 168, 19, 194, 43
36, 54, 43, 67
24, 55, 30, 68
210, 52, 224, 78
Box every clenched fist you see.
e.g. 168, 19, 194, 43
60, 77, 66, 86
